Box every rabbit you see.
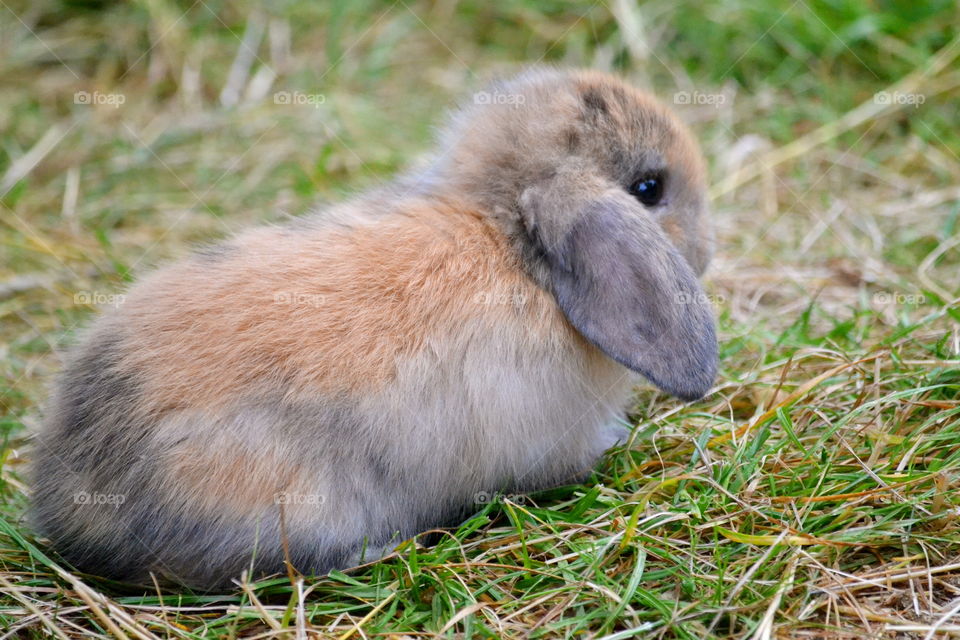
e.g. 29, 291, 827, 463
30, 67, 718, 591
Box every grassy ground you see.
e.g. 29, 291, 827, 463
1, 0, 959, 637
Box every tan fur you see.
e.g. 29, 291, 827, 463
115, 198, 564, 414
165, 442, 294, 513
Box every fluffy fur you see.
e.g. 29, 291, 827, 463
30, 68, 717, 590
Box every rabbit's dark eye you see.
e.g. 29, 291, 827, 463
629, 175, 664, 206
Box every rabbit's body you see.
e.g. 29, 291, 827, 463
32, 69, 718, 589
32, 195, 634, 587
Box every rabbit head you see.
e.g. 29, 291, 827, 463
425, 68, 718, 400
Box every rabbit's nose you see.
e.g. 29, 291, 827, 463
660, 217, 710, 275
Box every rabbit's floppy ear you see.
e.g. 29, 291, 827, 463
521, 174, 717, 401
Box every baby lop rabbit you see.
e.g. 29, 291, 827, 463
31, 68, 717, 590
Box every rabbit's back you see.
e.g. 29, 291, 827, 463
113, 197, 544, 406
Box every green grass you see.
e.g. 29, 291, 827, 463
1, 0, 959, 637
